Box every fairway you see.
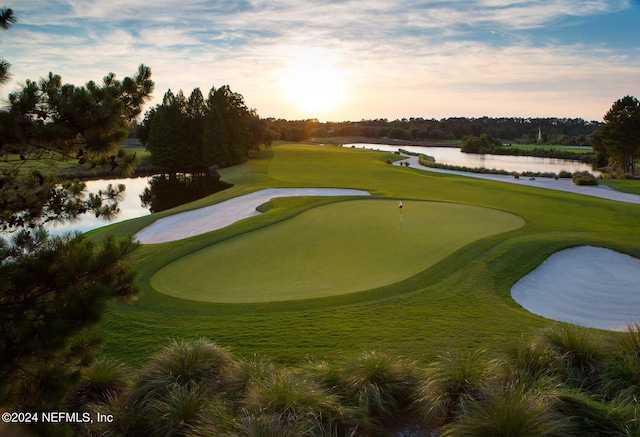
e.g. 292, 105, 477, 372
150, 199, 524, 302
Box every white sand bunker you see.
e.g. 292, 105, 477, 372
511, 246, 640, 331
135, 188, 370, 244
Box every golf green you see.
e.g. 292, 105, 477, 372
150, 199, 524, 303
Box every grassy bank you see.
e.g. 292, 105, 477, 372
95, 142, 640, 367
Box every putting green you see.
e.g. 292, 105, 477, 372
151, 199, 524, 303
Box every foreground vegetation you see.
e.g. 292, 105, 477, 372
54, 324, 640, 436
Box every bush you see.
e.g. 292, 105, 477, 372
558, 170, 572, 178
572, 171, 598, 185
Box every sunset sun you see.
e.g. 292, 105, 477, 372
280, 53, 349, 116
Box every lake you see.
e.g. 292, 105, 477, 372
46, 173, 230, 235
345, 143, 596, 174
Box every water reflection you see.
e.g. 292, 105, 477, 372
346, 143, 597, 175
140, 172, 232, 213
47, 172, 231, 235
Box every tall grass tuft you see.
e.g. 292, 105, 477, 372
67, 356, 131, 410
129, 337, 233, 402
234, 411, 315, 436
225, 354, 278, 403
600, 354, 640, 404
500, 337, 563, 384
189, 397, 238, 436
147, 383, 210, 436
597, 323, 640, 404
244, 370, 343, 417
443, 384, 571, 437
413, 350, 493, 427
555, 390, 634, 436
333, 350, 417, 431
541, 325, 609, 390
85, 393, 151, 436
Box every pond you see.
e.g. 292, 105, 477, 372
345, 143, 596, 175
46, 172, 230, 235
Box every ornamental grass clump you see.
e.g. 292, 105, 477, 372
413, 350, 493, 428
243, 369, 355, 434
499, 337, 564, 388
541, 325, 609, 391
442, 384, 571, 437
147, 383, 211, 436
599, 323, 640, 404
67, 356, 131, 410
335, 350, 417, 430
129, 337, 233, 403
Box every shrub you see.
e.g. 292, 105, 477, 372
418, 154, 436, 167
572, 171, 598, 185
559, 170, 572, 178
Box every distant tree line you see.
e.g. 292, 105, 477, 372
261, 116, 600, 145
138, 86, 277, 170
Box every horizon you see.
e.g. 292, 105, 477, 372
2, 1, 640, 123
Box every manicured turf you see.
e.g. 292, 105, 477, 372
151, 199, 523, 302
94, 142, 640, 366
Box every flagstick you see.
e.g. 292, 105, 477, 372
399, 200, 403, 230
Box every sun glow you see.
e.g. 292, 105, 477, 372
279, 52, 349, 117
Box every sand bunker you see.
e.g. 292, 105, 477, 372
511, 246, 640, 331
135, 188, 370, 244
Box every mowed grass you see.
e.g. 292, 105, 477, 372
150, 200, 524, 302
95, 142, 640, 366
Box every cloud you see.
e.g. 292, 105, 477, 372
2, 0, 639, 120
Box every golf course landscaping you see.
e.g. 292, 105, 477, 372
94, 142, 640, 366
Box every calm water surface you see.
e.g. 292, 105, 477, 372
47, 173, 229, 235
346, 143, 596, 174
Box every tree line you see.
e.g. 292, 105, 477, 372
266, 116, 601, 145
138, 86, 276, 170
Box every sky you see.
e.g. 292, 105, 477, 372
1, 0, 640, 122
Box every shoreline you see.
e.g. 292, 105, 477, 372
396, 155, 640, 204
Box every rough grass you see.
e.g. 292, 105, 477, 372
600, 179, 640, 195
95, 143, 640, 367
